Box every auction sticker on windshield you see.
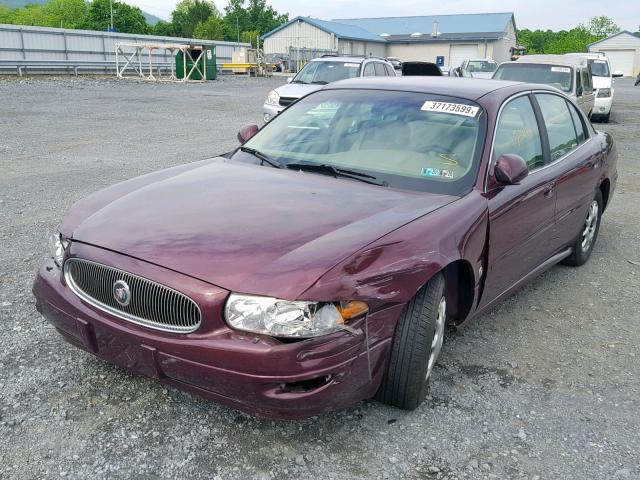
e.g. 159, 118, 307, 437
551, 66, 571, 73
421, 101, 479, 117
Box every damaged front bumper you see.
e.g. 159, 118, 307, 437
32, 251, 402, 419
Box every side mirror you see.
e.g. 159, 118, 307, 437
612, 70, 624, 78
286, 77, 293, 83
494, 154, 528, 185
237, 124, 259, 144
576, 86, 583, 97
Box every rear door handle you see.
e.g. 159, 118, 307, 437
543, 183, 555, 198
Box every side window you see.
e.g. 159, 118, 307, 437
363, 62, 375, 77
384, 64, 395, 76
494, 95, 544, 171
582, 69, 592, 92
374, 62, 387, 76
567, 101, 587, 144
535, 93, 579, 160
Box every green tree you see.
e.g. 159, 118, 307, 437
83, 0, 148, 34
223, 0, 288, 41
240, 29, 260, 47
193, 16, 225, 40
0, 5, 14, 24
171, 0, 218, 38
43, 0, 88, 28
9, 4, 48, 26
152, 20, 176, 37
582, 16, 620, 38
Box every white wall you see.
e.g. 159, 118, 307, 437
589, 32, 640, 76
263, 20, 336, 55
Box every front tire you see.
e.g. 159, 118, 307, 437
563, 190, 603, 266
377, 273, 446, 410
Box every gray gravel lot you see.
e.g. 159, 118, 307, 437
1, 75, 639, 480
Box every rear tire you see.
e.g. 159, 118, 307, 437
563, 190, 603, 267
377, 273, 446, 410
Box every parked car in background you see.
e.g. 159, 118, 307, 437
566, 52, 624, 122
34, 77, 617, 419
401, 62, 442, 76
452, 58, 498, 78
439, 65, 451, 76
262, 56, 396, 122
386, 57, 402, 70
493, 55, 595, 118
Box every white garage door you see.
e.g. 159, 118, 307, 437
449, 44, 479, 68
603, 50, 635, 76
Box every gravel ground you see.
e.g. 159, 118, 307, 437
1, 75, 639, 480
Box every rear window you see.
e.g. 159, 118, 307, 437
494, 63, 573, 92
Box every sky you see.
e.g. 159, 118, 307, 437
128, 0, 640, 33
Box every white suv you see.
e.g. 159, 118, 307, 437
566, 53, 624, 123
262, 56, 396, 123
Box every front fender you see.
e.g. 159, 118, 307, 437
300, 192, 489, 311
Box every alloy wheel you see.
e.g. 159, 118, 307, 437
581, 200, 599, 253
426, 296, 446, 380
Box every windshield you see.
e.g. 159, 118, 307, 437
589, 59, 610, 77
237, 89, 486, 195
466, 60, 497, 73
292, 61, 361, 84
494, 63, 573, 92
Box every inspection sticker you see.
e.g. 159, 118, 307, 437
421, 101, 479, 117
551, 66, 571, 73
421, 167, 454, 179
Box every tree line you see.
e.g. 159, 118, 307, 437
517, 16, 627, 54
0, 0, 288, 45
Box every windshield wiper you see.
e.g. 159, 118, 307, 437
286, 163, 385, 186
310, 80, 329, 85
290, 80, 308, 84
239, 146, 283, 169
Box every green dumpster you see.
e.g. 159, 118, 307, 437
176, 45, 216, 80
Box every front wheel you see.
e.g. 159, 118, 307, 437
376, 273, 446, 410
563, 190, 603, 266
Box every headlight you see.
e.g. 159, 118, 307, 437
597, 88, 612, 98
265, 90, 280, 106
225, 293, 368, 338
48, 232, 69, 267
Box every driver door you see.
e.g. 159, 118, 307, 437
480, 94, 557, 308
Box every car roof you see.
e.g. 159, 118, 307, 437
322, 76, 533, 100
514, 54, 588, 68
310, 56, 367, 63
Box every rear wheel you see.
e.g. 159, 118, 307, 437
563, 190, 603, 266
377, 273, 446, 410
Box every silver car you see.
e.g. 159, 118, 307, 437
263, 56, 396, 123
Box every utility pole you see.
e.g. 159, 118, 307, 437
110, 0, 114, 32
236, 16, 240, 43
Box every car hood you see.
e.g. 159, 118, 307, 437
274, 82, 323, 99
66, 158, 455, 300
592, 76, 612, 89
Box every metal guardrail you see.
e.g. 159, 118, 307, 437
0, 59, 176, 76
0, 59, 227, 77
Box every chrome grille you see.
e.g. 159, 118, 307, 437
64, 258, 201, 333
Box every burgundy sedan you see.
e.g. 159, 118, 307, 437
33, 77, 617, 419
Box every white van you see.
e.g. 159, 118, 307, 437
566, 53, 624, 123
493, 55, 595, 118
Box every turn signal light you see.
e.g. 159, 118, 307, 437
337, 301, 369, 322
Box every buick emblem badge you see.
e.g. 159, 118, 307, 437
113, 280, 131, 307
